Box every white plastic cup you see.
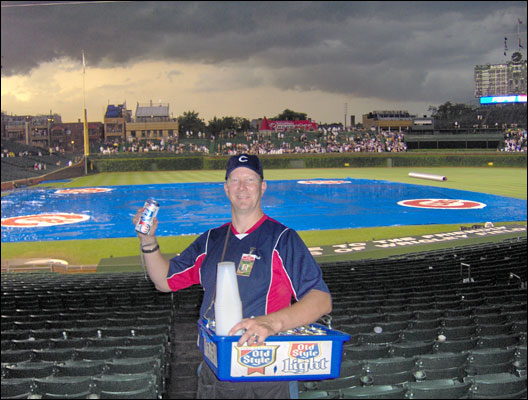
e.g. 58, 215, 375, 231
214, 261, 244, 335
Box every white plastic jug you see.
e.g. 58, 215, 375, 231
214, 261, 244, 335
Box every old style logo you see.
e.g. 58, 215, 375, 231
282, 342, 329, 374
236, 345, 279, 375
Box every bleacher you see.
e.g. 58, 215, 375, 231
1, 237, 526, 398
1, 139, 76, 183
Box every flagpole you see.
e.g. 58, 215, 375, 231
82, 50, 89, 175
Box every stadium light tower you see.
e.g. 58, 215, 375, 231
344, 102, 348, 130
82, 50, 89, 175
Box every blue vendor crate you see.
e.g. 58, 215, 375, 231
197, 318, 350, 382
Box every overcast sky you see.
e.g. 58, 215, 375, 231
1, 1, 526, 124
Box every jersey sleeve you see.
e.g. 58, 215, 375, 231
275, 229, 330, 301
166, 230, 209, 291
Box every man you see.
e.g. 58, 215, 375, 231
133, 154, 332, 399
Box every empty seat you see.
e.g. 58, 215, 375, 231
416, 352, 469, 370
473, 314, 508, 326
361, 357, 416, 386
341, 323, 374, 335
466, 372, 527, 398
357, 331, 401, 345
408, 319, 441, 330
438, 325, 477, 340
114, 344, 165, 360
34, 375, 93, 398
32, 348, 76, 362
302, 375, 359, 392
342, 344, 390, 361
404, 379, 472, 399
441, 316, 475, 328
2, 330, 30, 341
55, 359, 106, 377
476, 334, 519, 349
93, 372, 158, 395
340, 385, 405, 399
389, 341, 434, 358
468, 347, 516, 366
104, 356, 161, 376
4, 361, 56, 379
98, 385, 159, 399
74, 346, 118, 361
48, 337, 87, 349
1, 349, 34, 364
29, 328, 68, 340
401, 328, 439, 342
10, 338, 49, 351
477, 323, 513, 336
1, 378, 35, 399
434, 338, 478, 353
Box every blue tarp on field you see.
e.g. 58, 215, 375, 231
1, 178, 526, 243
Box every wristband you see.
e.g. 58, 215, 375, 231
141, 244, 159, 253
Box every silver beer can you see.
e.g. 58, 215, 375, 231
135, 199, 160, 235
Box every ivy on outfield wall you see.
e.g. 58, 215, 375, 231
89, 153, 526, 173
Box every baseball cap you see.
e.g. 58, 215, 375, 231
225, 154, 264, 180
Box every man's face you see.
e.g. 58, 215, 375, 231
224, 167, 266, 214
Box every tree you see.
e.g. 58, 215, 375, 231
273, 109, 308, 121
177, 111, 206, 135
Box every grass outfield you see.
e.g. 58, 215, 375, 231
1, 167, 526, 266
38, 167, 527, 199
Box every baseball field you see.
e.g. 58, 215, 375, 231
1, 166, 526, 268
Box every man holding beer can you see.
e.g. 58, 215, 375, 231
133, 154, 331, 399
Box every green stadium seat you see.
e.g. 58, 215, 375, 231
93, 372, 158, 395
55, 360, 106, 377
404, 379, 472, 399
466, 372, 527, 398
1, 349, 34, 364
1, 378, 35, 399
389, 341, 434, 358
4, 361, 56, 379
340, 385, 406, 399
34, 376, 93, 398
32, 348, 76, 362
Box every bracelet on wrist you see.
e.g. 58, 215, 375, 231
141, 244, 160, 254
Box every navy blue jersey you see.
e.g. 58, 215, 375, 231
166, 215, 330, 319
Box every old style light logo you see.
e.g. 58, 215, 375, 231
236, 345, 279, 375
282, 342, 329, 374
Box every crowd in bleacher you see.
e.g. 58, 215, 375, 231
219, 130, 407, 155
1, 139, 77, 183
498, 129, 527, 152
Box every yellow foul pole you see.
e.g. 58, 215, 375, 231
82, 50, 89, 174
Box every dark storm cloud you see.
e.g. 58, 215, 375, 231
2, 1, 526, 103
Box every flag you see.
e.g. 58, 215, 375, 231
82, 50, 86, 72
504, 37, 508, 56
518, 19, 522, 24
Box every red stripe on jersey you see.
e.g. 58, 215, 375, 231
231, 214, 268, 235
167, 253, 205, 291
266, 249, 296, 314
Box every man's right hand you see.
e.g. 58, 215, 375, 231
132, 207, 159, 244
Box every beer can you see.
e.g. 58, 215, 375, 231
135, 199, 159, 235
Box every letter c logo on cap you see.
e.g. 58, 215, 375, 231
238, 155, 248, 163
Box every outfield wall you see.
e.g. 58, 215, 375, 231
89, 153, 527, 173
